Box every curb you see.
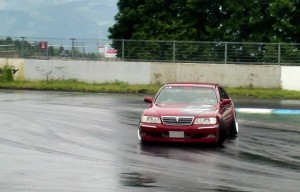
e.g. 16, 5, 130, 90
236, 108, 300, 115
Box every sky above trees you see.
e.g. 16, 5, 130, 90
0, 0, 118, 39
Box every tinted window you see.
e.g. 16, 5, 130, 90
155, 86, 217, 105
218, 87, 229, 99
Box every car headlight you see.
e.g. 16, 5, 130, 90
194, 117, 217, 124
141, 116, 161, 124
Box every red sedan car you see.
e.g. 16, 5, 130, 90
138, 83, 238, 145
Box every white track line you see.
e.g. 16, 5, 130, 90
236, 108, 300, 115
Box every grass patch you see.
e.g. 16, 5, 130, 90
0, 80, 161, 94
0, 65, 14, 82
1, 80, 300, 99
226, 87, 300, 100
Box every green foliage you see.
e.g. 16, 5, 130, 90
108, 0, 300, 63
0, 37, 14, 44
1, 80, 300, 99
0, 66, 14, 82
280, 43, 300, 64
226, 87, 300, 100
109, 0, 300, 43
0, 37, 101, 59
109, 0, 196, 41
267, 0, 297, 42
122, 40, 174, 61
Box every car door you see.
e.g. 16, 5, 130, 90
218, 86, 234, 127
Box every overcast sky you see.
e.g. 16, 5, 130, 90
0, 0, 118, 39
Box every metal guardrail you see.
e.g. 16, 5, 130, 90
1, 37, 300, 65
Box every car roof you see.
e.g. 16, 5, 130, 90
164, 82, 219, 88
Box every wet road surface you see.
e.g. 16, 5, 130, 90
0, 90, 300, 192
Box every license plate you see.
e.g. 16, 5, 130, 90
169, 131, 184, 138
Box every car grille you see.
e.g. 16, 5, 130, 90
161, 116, 194, 126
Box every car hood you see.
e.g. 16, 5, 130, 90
144, 103, 218, 117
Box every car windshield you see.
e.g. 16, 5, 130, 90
155, 86, 218, 105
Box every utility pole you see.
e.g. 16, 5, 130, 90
20, 36, 26, 57
71, 38, 76, 58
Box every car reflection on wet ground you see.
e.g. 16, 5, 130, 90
0, 90, 300, 192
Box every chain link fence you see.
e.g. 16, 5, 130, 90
1, 36, 300, 65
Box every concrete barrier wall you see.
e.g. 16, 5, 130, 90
1, 58, 299, 90
23, 59, 151, 84
281, 66, 300, 91
151, 63, 281, 88
0, 59, 25, 80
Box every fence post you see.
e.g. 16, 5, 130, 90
21, 36, 25, 57
224, 42, 228, 64
122, 39, 125, 61
278, 43, 281, 65
173, 41, 176, 63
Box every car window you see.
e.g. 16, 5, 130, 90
155, 86, 217, 105
218, 87, 229, 99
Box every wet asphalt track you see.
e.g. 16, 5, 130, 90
0, 90, 300, 192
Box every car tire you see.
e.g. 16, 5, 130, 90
229, 114, 239, 137
138, 129, 142, 141
217, 120, 227, 145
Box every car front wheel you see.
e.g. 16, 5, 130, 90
138, 129, 142, 141
229, 114, 239, 137
217, 120, 227, 145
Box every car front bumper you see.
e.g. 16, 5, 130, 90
139, 123, 220, 143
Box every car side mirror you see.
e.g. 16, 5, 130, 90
144, 97, 153, 103
221, 99, 231, 105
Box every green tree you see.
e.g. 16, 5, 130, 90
267, 0, 297, 42
0, 66, 14, 82
109, 0, 300, 43
109, 0, 196, 40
